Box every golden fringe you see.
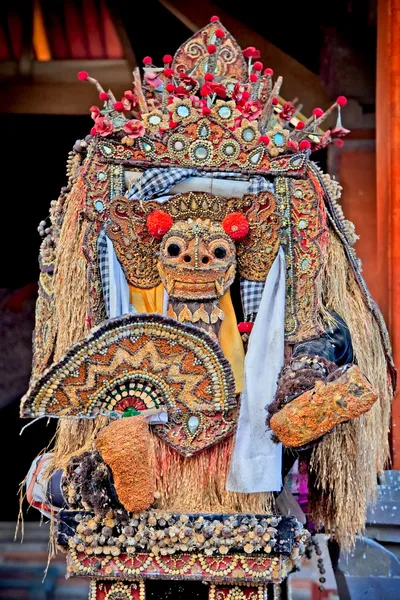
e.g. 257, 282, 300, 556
151, 434, 275, 514
53, 178, 89, 362
310, 229, 392, 548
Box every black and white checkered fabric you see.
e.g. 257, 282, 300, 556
100, 168, 272, 317
97, 229, 110, 315
127, 167, 273, 200
240, 279, 265, 321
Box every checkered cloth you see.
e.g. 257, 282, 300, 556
127, 167, 273, 200
100, 168, 272, 317
97, 229, 110, 315
240, 279, 265, 321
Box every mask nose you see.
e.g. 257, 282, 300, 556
182, 243, 213, 267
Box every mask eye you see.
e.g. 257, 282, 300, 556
214, 246, 227, 259
167, 243, 181, 257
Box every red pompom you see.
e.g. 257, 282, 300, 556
249, 73, 258, 83
210, 15, 220, 22
242, 90, 250, 100
243, 46, 259, 59
163, 68, 174, 78
99, 92, 109, 101
200, 84, 211, 97
163, 54, 173, 64
147, 210, 173, 239
165, 83, 175, 93
204, 73, 214, 81
222, 212, 249, 241
264, 67, 274, 76
336, 139, 344, 147
312, 107, 324, 118
299, 140, 311, 150
90, 126, 97, 136
253, 61, 263, 71
272, 97, 279, 106
215, 28, 225, 38
336, 95, 347, 107
77, 70, 88, 81
238, 321, 254, 334
259, 135, 270, 145
207, 44, 217, 54
296, 121, 305, 130
202, 107, 211, 115
143, 56, 152, 65
113, 101, 124, 112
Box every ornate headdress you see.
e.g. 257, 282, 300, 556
78, 17, 349, 176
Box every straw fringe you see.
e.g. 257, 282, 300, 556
53, 178, 89, 362
151, 434, 275, 514
309, 229, 392, 548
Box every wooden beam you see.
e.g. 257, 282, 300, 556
0, 59, 132, 114
376, 0, 400, 466
159, 0, 330, 115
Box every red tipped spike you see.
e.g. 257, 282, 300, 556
77, 70, 88, 81
312, 107, 324, 118
113, 101, 124, 112
210, 15, 220, 22
299, 140, 311, 150
264, 68, 274, 76
336, 139, 344, 147
249, 74, 258, 83
259, 135, 270, 145
296, 121, 305, 130
163, 54, 173, 64
99, 92, 108, 101
143, 56, 152, 65
204, 73, 214, 82
272, 97, 279, 106
215, 29, 225, 38
337, 95, 347, 107
253, 61, 263, 71
207, 44, 217, 54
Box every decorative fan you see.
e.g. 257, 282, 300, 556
21, 314, 236, 421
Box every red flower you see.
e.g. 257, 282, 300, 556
279, 101, 296, 121
231, 82, 246, 102
200, 84, 212, 97
147, 210, 173, 239
94, 116, 114, 137
240, 100, 262, 121
331, 125, 350, 139
90, 105, 100, 120
179, 73, 197, 92
286, 139, 299, 152
243, 46, 260, 59
123, 119, 145, 138
222, 212, 249, 240
209, 81, 227, 97
174, 85, 191, 98
190, 95, 202, 108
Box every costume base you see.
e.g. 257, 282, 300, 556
89, 579, 276, 599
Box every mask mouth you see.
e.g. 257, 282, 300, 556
158, 263, 235, 300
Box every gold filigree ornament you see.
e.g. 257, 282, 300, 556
235, 119, 261, 148
142, 109, 170, 133
267, 123, 290, 156
169, 97, 199, 125
211, 100, 241, 128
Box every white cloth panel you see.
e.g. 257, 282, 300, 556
226, 248, 285, 493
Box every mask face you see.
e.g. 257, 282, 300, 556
157, 219, 236, 301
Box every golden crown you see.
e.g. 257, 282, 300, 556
77, 16, 349, 175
